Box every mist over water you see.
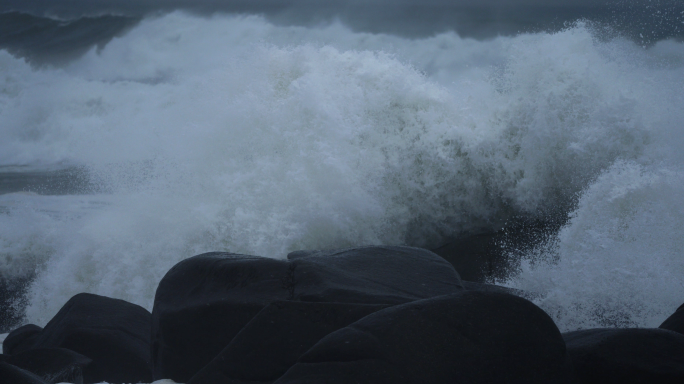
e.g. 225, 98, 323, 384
0, 10, 682, 331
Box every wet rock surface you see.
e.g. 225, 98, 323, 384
3, 324, 43, 355
152, 246, 463, 382
564, 327, 684, 384
660, 302, 684, 335
1, 347, 91, 384
2, 246, 683, 384
188, 301, 391, 384
274, 291, 572, 384
0, 361, 48, 384
4, 293, 152, 384
151, 254, 291, 382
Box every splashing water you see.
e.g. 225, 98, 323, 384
0, 13, 682, 328
504, 161, 684, 331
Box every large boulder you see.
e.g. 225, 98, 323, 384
0, 361, 48, 384
288, 246, 463, 303
660, 303, 684, 335
187, 301, 391, 384
275, 291, 572, 384
3, 324, 42, 355
152, 246, 463, 382
564, 328, 684, 384
152, 254, 291, 382
431, 232, 507, 282
1, 347, 91, 384
25, 293, 152, 384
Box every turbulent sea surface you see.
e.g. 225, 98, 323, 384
1, 2, 684, 338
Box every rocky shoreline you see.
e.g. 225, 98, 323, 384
2, 245, 684, 384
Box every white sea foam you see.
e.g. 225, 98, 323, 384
0, 13, 682, 328
504, 161, 684, 330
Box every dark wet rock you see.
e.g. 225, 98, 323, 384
3, 347, 91, 384
152, 254, 292, 382
0, 361, 48, 384
564, 328, 684, 384
3, 324, 43, 355
27, 293, 152, 384
432, 232, 509, 282
188, 301, 391, 384
660, 302, 684, 335
152, 246, 463, 382
288, 246, 463, 303
275, 291, 572, 384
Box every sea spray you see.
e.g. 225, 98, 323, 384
0, 13, 681, 329
504, 161, 684, 331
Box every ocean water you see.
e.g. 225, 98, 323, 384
0, 9, 683, 337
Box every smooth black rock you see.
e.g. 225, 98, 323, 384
431, 232, 508, 282
152, 246, 463, 382
3, 347, 91, 384
3, 324, 43, 355
152, 254, 291, 382
28, 293, 152, 384
275, 291, 572, 384
0, 361, 48, 384
660, 303, 684, 335
564, 328, 684, 384
188, 301, 391, 384
288, 246, 463, 303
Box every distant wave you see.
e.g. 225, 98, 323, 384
1, 1, 683, 67
0, 11, 140, 64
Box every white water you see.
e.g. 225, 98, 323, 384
505, 161, 684, 330
0, 12, 683, 330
